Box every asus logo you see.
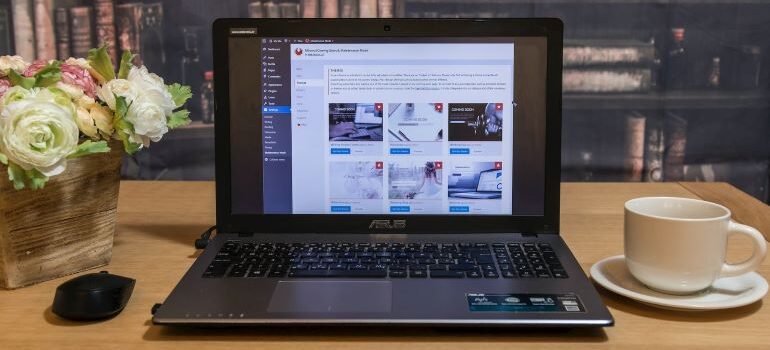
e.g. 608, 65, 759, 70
369, 220, 406, 230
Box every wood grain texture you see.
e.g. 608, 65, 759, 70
679, 182, 770, 242
0, 143, 123, 289
0, 182, 767, 349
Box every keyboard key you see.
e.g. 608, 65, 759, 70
389, 270, 407, 278
551, 269, 569, 278
537, 272, 551, 278
429, 264, 448, 271
269, 270, 286, 277
289, 270, 387, 278
330, 263, 348, 270
484, 271, 499, 278
519, 270, 535, 278
410, 270, 427, 278
449, 264, 476, 271
467, 270, 482, 278
431, 271, 465, 278
502, 270, 517, 278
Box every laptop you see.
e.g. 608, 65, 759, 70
450, 168, 503, 199
152, 18, 614, 327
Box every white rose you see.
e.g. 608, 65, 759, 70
0, 55, 29, 76
1, 86, 36, 109
125, 97, 168, 143
127, 66, 175, 116
96, 79, 139, 110
0, 95, 79, 176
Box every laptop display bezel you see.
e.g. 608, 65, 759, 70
212, 18, 563, 234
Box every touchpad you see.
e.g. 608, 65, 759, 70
267, 281, 392, 313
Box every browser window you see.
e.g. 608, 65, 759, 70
228, 36, 548, 216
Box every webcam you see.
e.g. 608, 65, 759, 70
384, 25, 391, 31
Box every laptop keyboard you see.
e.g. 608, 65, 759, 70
203, 241, 568, 279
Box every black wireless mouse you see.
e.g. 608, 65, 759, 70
52, 271, 135, 321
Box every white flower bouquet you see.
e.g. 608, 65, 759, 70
0, 47, 192, 190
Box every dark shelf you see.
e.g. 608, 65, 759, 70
563, 90, 770, 110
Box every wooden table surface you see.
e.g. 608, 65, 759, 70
1, 181, 768, 349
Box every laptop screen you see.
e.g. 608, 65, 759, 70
227, 35, 548, 216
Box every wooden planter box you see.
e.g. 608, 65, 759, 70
0, 142, 123, 289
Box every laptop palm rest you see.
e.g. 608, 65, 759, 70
267, 281, 393, 313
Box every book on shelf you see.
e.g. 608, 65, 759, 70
33, 0, 55, 60
564, 39, 656, 67
140, 2, 165, 71
68, 6, 93, 59
12, 0, 35, 60
94, 0, 117, 66
663, 112, 688, 181
321, 0, 338, 18
248, 1, 263, 18
643, 117, 664, 182
359, 0, 376, 18
563, 68, 652, 93
377, 0, 393, 18
115, 3, 142, 65
53, 7, 68, 59
623, 111, 646, 182
279, 1, 300, 18
0, 3, 12, 55
301, 0, 318, 18
263, 1, 281, 18
339, 0, 357, 18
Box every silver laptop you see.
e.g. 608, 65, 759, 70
152, 18, 614, 327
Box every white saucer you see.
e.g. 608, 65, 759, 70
590, 255, 768, 311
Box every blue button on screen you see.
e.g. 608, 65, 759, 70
390, 148, 411, 155
331, 206, 352, 212
330, 148, 351, 154
390, 206, 410, 213
450, 148, 470, 154
449, 206, 470, 212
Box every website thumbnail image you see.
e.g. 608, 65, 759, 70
326, 161, 503, 214
388, 103, 444, 156
327, 102, 505, 157
448, 103, 504, 156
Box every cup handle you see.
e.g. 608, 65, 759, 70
719, 221, 767, 278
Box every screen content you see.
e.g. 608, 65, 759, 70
228, 34, 548, 216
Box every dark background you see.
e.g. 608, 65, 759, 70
6, 0, 767, 203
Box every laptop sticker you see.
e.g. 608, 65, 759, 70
467, 293, 585, 312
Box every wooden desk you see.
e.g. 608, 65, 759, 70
1, 182, 768, 349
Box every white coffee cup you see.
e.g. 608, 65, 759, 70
624, 197, 767, 295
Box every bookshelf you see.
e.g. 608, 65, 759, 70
394, 0, 770, 202
564, 91, 770, 111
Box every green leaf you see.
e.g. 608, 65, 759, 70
117, 50, 136, 80
0, 152, 7, 165
26, 169, 48, 190
167, 109, 191, 129
115, 95, 129, 120
68, 140, 111, 159
167, 83, 193, 108
87, 46, 116, 81
6, 163, 47, 190
112, 97, 142, 155
7, 70, 35, 89
7, 163, 26, 190
33, 61, 62, 87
